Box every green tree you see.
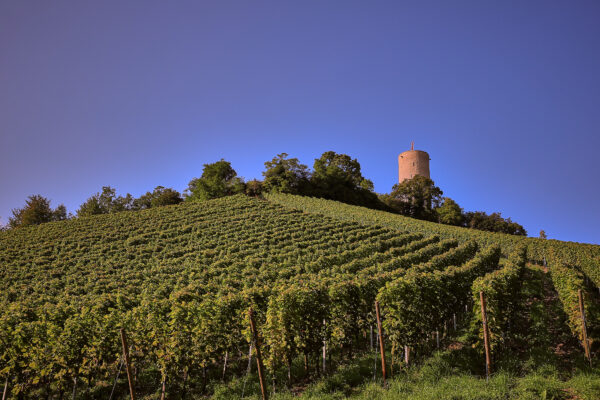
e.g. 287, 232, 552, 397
463, 211, 527, 236
186, 160, 245, 201
8, 195, 67, 228
435, 197, 464, 226
77, 186, 133, 217
133, 186, 183, 210
382, 175, 443, 220
310, 151, 381, 208
262, 153, 310, 194
245, 179, 263, 197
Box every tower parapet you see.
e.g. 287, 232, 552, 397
398, 142, 430, 182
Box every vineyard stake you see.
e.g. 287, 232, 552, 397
322, 319, 327, 374
436, 330, 440, 349
2, 377, 8, 400
160, 378, 166, 400
120, 328, 136, 400
479, 292, 492, 380
578, 289, 592, 366
71, 376, 77, 400
222, 351, 228, 381
453, 313, 457, 331
249, 308, 268, 400
404, 345, 410, 366
375, 301, 387, 384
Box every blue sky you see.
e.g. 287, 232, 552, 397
1, 1, 599, 244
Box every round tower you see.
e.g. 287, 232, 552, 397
398, 142, 430, 182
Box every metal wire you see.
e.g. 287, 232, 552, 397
241, 343, 253, 399
108, 356, 125, 400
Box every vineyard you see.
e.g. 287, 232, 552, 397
1, 194, 600, 399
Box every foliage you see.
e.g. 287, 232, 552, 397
132, 186, 182, 209
464, 211, 527, 236
435, 197, 464, 226
378, 244, 500, 349
76, 186, 133, 217
8, 195, 67, 228
381, 175, 443, 221
1, 192, 599, 397
262, 153, 310, 194
185, 159, 245, 201
245, 179, 263, 197
471, 244, 527, 351
549, 255, 595, 345
309, 151, 381, 209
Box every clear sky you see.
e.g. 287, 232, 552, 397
1, 1, 599, 244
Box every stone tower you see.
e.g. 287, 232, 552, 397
398, 142, 430, 182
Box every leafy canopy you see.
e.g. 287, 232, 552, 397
133, 186, 182, 210
262, 153, 310, 194
8, 195, 67, 228
435, 197, 464, 226
185, 160, 245, 201
382, 175, 443, 220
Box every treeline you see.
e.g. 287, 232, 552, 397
379, 175, 527, 236
2, 151, 526, 236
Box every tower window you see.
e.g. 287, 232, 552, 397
413, 162, 415, 166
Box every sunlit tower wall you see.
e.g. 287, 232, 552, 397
398, 142, 431, 183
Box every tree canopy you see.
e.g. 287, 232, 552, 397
77, 186, 133, 217
8, 195, 67, 228
185, 160, 245, 201
381, 175, 443, 220
309, 151, 381, 208
435, 197, 464, 226
464, 211, 527, 236
262, 153, 310, 194
133, 186, 182, 209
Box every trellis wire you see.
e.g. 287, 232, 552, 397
108, 355, 125, 400
241, 343, 253, 399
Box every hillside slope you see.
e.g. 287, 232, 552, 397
0, 194, 598, 399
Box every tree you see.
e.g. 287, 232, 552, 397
133, 186, 182, 210
463, 211, 527, 236
8, 195, 67, 228
310, 151, 381, 208
382, 175, 443, 220
245, 179, 263, 197
185, 160, 245, 202
262, 153, 310, 194
435, 197, 464, 226
77, 186, 133, 217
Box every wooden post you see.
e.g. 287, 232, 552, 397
404, 345, 410, 365
71, 377, 77, 400
322, 319, 327, 374
436, 330, 440, 349
160, 378, 166, 400
578, 289, 592, 366
222, 351, 228, 381
249, 308, 268, 400
453, 313, 457, 331
479, 292, 492, 380
2, 378, 8, 400
120, 328, 136, 400
375, 301, 387, 384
